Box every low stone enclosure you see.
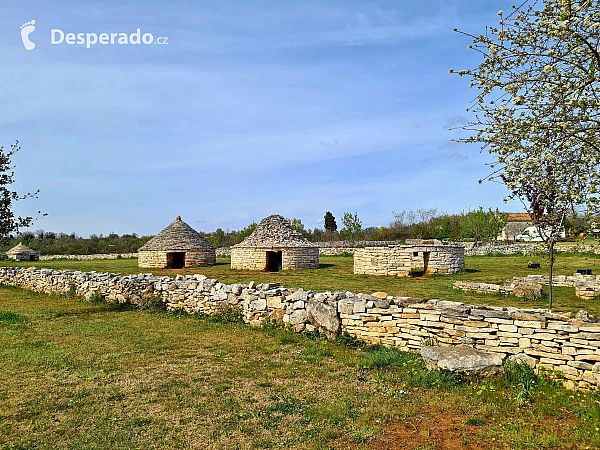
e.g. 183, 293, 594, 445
454, 273, 600, 300
453, 279, 544, 299
231, 215, 319, 271
354, 245, 465, 277
2, 266, 600, 388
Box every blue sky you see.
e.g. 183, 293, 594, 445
0, 0, 521, 236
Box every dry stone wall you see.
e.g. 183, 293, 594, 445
230, 248, 267, 270
231, 247, 319, 270
138, 251, 169, 268
454, 273, 600, 300
39, 253, 138, 260
354, 245, 465, 277
27, 241, 600, 260
453, 280, 543, 298
454, 242, 600, 256
2, 266, 600, 388
138, 249, 215, 268
219, 242, 600, 257
338, 299, 600, 389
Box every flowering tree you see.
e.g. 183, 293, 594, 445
0, 140, 44, 242
452, 1, 600, 310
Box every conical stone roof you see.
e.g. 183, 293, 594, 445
233, 215, 317, 248
7, 242, 37, 255
139, 216, 215, 251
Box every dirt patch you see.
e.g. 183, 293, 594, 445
376, 411, 489, 450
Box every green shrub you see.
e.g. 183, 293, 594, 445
65, 283, 77, 299
210, 303, 244, 324
0, 310, 27, 326
466, 417, 486, 426
414, 367, 462, 388
261, 318, 278, 332
504, 359, 538, 405
410, 267, 425, 276
138, 296, 166, 311
421, 336, 437, 347
356, 345, 412, 369
337, 332, 366, 349
303, 329, 326, 340
87, 292, 106, 305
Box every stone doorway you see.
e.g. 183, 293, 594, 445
411, 251, 430, 275
168, 252, 186, 269
266, 251, 282, 272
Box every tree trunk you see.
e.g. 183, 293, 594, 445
548, 240, 555, 311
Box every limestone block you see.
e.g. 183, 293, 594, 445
420, 346, 503, 376
289, 309, 308, 325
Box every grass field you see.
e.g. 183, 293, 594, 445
1, 284, 600, 449
3, 253, 600, 315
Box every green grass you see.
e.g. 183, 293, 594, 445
4, 252, 600, 315
0, 309, 28, 326
0, 286, 599, 448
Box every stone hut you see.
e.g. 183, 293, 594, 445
138, 216, 216, 269
6, 243, 39, 261
231, 215, 319, 271
498, 212, 532, 240
354, 244, 464, 277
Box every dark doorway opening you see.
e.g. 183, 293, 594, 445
169, 252, 185, 269
423, 252, 430, 274
266, 251, 282, 272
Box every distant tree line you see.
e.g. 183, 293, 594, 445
0, 208, 513, 255
0, 230, 153, 255
204, 209, 508, 247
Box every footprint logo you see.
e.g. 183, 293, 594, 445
20, 20, 36, 50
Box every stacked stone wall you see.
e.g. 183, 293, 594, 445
138, 249, 215, 268
223, 247, 358, 256
138, 251, 168, 268
1, 266, 599, 388
231, 248, 267, 270
38, 253, 138, 261
283, 247, 319, 269
218, 242, 600, 257
354, 245, 465, 277
454, 242, 600, 256
455, 274, 600, 300
231, 247, 319, 270
25, 241, 600, 260
184, 249, 216, 267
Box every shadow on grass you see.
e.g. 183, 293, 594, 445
212, 262, 231, 267
44, 301, 138, 317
